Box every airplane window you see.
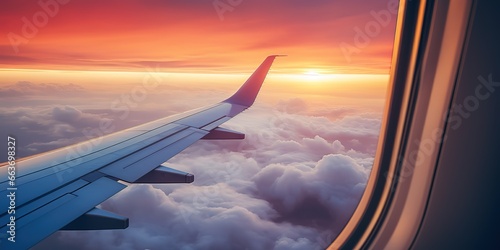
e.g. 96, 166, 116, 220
0, 0, 398, 249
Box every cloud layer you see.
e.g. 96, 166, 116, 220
0, 80, 383, 249
26, 102, 379, 249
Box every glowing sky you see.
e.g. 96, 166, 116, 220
0, 0, 397, 74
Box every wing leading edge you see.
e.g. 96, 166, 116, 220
0, 55, 282, 249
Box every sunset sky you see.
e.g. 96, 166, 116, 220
1, 0, 396, 73
1, 0, 397, 249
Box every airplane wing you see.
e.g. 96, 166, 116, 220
0, 55, 282, 249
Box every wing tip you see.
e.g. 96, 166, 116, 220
224, 55, 284, 107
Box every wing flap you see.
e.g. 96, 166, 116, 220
201, 117, 232, 131
100, 127, 208, 182
0, 179, 88, 227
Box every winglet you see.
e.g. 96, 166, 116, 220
224, 55, 285, 107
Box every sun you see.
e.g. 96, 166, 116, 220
303, 70, 322, 81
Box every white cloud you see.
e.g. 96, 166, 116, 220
3, 82, 383, 250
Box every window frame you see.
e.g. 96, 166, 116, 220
329, 0, 475, 248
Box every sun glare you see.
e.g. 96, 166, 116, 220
302, 69, 331, 82
304, 70, 320, 80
